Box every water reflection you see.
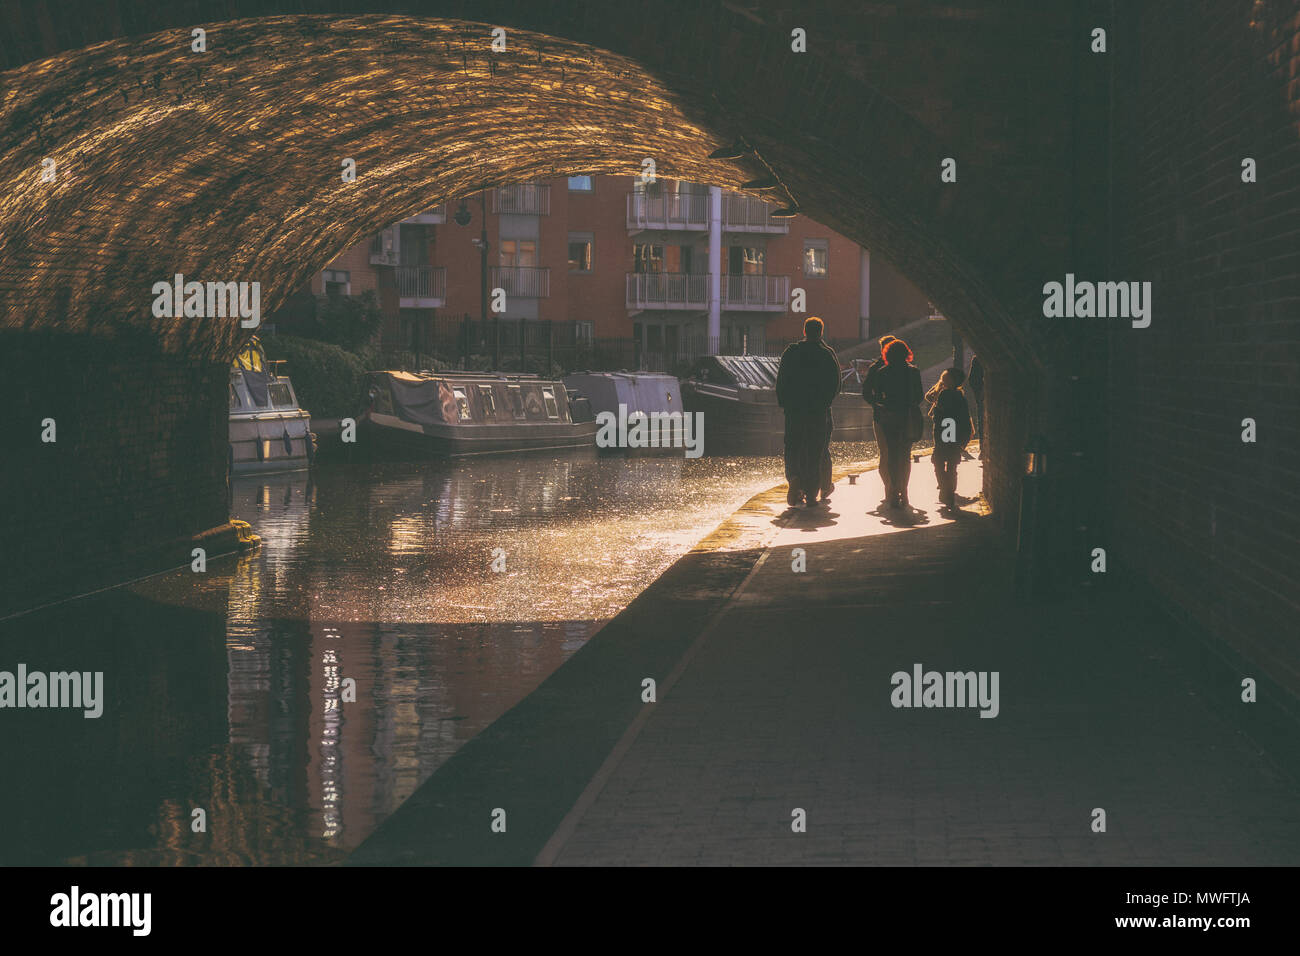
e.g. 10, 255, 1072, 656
1, 446, 874, 864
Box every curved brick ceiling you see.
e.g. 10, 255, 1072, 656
0, 6, 1058, 369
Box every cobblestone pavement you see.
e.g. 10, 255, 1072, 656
549, 460, 1300, 865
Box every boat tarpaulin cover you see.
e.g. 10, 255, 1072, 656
694, 355, 781, 388
241, 369, 271, 407
563, 373, 680, 417
383, 372, 453, 426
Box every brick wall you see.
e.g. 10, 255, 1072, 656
1110, 0, 1300, 695
0, 332, 230, 617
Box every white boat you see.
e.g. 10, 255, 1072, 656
228, 337, 314, 475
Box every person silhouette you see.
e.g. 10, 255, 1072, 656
869, 338, 923, 509
776, 317, 841, 507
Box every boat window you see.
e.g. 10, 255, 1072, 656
267, 383, 293, 407
479, 385, 496, 419
229, 384, 239, 408
452, 387, 473, 421
506, 385, 526, 419
542, 388, 559, 419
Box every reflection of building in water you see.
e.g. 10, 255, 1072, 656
222, 618, 590, 852
366, 453, 601, 538
226, 473, 314, 626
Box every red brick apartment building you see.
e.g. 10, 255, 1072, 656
302, 174, 933, 368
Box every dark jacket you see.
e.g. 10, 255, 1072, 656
776, 339, 841, 414
930, 387, 973, 446
872, 361, 922, 414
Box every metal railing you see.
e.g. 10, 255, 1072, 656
722, 193, 789, 233
625, 191, 710, 230
625, 272, 710, 309
490, 184, 551, 215
490, 265, 551, 298
377, 313, 865, 376
395, 265, 447, 302
721, 274, 789, 310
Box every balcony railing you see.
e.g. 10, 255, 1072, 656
626, 272, 710, 310
721, 274, 789, 311
401, 205, 446, 225
626, 192, 710, 231
395, 265, 447, 306
490, 266, 551, 298
722, 193, 790, 233
490, 184, 551, 216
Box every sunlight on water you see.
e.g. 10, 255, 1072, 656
0, 446, 875, 865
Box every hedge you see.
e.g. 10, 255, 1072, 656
259, 336, 376, 419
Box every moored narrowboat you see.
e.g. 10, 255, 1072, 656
680, 354, 873, 455
358, 370, 598, 457
561, 371, 684, 455
228, 337, 314, 475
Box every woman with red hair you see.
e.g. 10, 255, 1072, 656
865, 337, 922, 509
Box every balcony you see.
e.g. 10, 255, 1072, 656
401, 205, 446, 225
490, 265, 551, 298
626, 272, 709, 311
626, 192, 710, 232
722, 193, 790, 233
490, 184, 551, 216
721, 274, 789, 311
396, 265, 447, 308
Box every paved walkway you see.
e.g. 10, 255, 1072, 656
542, 456, 1300, 866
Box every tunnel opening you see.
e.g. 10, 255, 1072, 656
2, 0, 1299, 872
1, 12, 1052, 619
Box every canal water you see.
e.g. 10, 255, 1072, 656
0, 444, 874, 865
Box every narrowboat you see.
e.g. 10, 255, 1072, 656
228, 337, 315, 475
561, 371, 684, 455
358, 370, 598, 457
680, 355, 874, 455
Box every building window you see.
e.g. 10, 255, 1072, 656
575, 321, 594, 345
728, 246, 765, 275
568, 233, 594, 273
633, 243, 664, 273
323, 269, 350, 296
499, 239, 537, 268
568, 175, 593, 191
803, 239, 828, 278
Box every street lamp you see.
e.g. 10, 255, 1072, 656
455, 190, 495, 368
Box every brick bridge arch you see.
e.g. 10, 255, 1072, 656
2, 1, 1298, 700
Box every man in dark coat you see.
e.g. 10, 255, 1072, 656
776, 316, 842, 507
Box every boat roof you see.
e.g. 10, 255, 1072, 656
369, 369, 547, 383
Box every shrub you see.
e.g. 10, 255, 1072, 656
260, 336, 370, 419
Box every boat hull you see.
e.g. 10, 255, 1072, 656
360, 411, 598, 458
681, 384, 873, 456
229, 410, 313, 475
